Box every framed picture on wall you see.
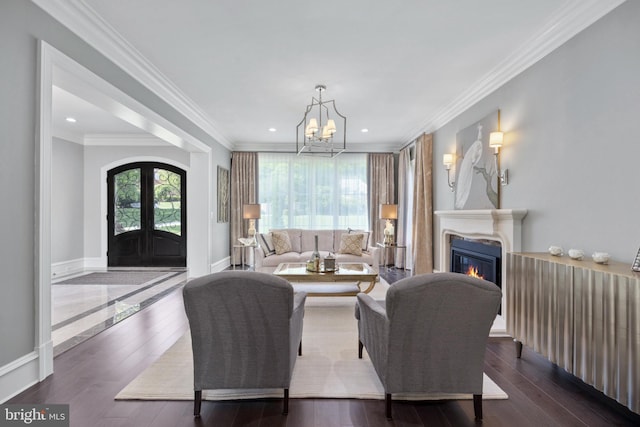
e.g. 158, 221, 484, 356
455, 110, 500, 210
632, 247, 640, 272
217, 166, 230, 223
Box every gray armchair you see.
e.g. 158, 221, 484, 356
355, 272, 501, 420
183, 271, 306, 416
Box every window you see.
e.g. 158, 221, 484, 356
258, 153, 368, 231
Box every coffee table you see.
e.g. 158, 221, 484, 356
273, 262, 378, 296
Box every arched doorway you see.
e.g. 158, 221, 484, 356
107, 162, 187, 267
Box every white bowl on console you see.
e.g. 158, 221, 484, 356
568, 249, 584, 260
592, 252, 610, 264
548, 246, 563, 256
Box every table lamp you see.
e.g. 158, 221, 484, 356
243, 204, 261, 243
380, 204, 398, 245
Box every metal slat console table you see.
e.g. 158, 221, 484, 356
507, 252, 640, 415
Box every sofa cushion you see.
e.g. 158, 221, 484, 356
348, 228, 371, 251
338, 233, 363, 256
257, 233, 275, 256
272, 231, 293, 254
270, 229, 302, 253
260, 252, 303, 267
301, 230, 334, 253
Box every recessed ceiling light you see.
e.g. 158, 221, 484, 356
268, 128, 277, 132
361, 128, 369, 133
65, 117, 77, 123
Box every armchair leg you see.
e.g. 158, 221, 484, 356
283, 388, 289, 415
473, 394, 482, 420
358, 340, 363, 359
194, 390, 202, 417
514, 339, 523, 358
298, 341, 302, 356
385, 393, 392, 419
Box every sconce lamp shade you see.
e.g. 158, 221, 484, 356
489, 131, 504, 149
379, 204, 398, 220
242, 204, 261, 219
442, 153, 454, 167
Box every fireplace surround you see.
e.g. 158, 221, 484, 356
435, 209, 527, 334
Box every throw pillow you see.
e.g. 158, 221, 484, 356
271, 231, 293, 255
338, 233, 363, 256
257, 233, 275, 257
348, 228, 370, 251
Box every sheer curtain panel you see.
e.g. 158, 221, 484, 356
396, 146, 414, 269
258, 153, 368, 231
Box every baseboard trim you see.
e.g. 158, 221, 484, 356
0, 352, 40, 404
51, 258, 84, 278
51, 257, 107, 280
210, 257, 230, 274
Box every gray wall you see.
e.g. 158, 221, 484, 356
0, 0, 228, 368
52, 138, 85, 264
433, 0, 640, 268
209, 144, 232, 264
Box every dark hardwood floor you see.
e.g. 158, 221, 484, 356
9, 268, 640, 427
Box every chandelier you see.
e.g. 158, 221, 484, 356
296, 84, 346, 157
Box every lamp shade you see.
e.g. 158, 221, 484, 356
326, 119, 336, 134
306, 118, 318, 133
379, 204, 398, 220
442, 153, 453, 166
242, 204, 261, 219
489, 131, 504, 148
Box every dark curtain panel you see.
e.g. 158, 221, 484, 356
368, 153, 395, 248
230, 152, 257, 264
411, 133, 433, 274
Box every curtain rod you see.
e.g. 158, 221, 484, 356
399, 139, 416, 152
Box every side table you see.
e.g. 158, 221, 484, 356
232, 243, 256, 269
376, 242, 406, 270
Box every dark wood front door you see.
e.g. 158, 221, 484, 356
107, 162, 186, 267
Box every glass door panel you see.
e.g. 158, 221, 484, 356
114, 168, 141, 235
153, 168, 182, 236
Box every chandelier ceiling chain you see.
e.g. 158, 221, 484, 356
296, 84, 347, 158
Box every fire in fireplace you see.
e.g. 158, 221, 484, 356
450, 237, 502, 313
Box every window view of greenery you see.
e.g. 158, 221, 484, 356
258, 153, 368, 231
153, 168, 182, 235
114, 168, 182, 235
114, 168, 141, 235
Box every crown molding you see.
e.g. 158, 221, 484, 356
83, 133, 170, 146
32, 0, 625, 152
52, 127, 84, 145
233, 141, 395, 154
32, 0, 233, 150
403, 0, 627, 142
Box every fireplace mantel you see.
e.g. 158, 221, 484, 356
434, 209, 528, 335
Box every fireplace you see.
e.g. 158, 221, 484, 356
450, 237, 502, 313
434, 209, 528, 335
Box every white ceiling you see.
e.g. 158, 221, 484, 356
45, 0, 624, 151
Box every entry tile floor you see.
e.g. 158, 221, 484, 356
50, 266, 410, 357
51, 269, 188, 356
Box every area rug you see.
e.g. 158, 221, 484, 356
55, 271, 178, 286
115, 285, 508, 402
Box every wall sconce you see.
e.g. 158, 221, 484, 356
442, 153, 456, 191
490, 112, 508, 186
243, 204, 261, 243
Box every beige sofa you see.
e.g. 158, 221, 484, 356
254, 229, 380, 274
